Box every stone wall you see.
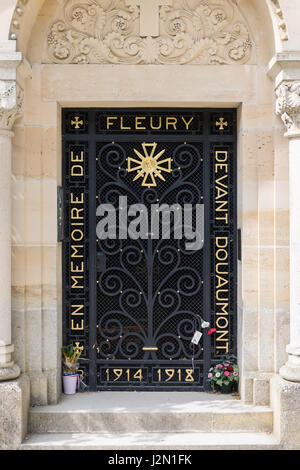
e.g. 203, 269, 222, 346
1, 0, 300, 449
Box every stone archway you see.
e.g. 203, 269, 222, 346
2, 0, 300, 449
4, 0, 285, 49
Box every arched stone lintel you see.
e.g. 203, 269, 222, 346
267, 0, 288, 43
0, 0, 288, 57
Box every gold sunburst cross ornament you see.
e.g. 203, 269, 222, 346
126, 142, 173, 188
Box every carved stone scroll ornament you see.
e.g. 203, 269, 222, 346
0, 81, 24, 131
276, 81, 300, 135
269, 0, 288, 41
45, 0, 252, 65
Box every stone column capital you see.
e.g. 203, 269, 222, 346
0, 80, 24, 133
276, 80, 300, 138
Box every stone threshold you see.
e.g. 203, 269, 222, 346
29, 391, 273, 434
21, 431, 279, 450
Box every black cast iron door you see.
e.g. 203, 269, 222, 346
62, 109, 237, 391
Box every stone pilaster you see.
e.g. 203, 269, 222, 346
276, 80, 300, 383
0, 79, 23, 381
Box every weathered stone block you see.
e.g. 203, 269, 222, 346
271, 375, 300, 449
29, 371, 48, 406
0, 374, 30, 449
253, 378, 270, 406
240, 377, 254, 404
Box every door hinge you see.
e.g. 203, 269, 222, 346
57, 186, 64, 242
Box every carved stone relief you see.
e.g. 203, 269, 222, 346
0, 81, 24, 131
45, 0, 253, 65
276, 81, 300, 135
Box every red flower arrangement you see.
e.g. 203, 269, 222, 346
207, 361, 239, 392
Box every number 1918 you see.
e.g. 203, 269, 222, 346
154, 368, 194, 382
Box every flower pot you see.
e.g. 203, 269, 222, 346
220, 384, 232, 394
63, 374, 79, 395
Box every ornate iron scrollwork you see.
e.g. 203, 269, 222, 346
62, 109, 237, 390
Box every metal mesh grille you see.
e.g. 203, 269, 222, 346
62, 108, 237, 391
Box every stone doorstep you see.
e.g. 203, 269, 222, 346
20, 432, 280, 451
28, 392, 273, 434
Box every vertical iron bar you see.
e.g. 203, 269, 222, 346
203, 110, 212, 390
88, 111, 97, 390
